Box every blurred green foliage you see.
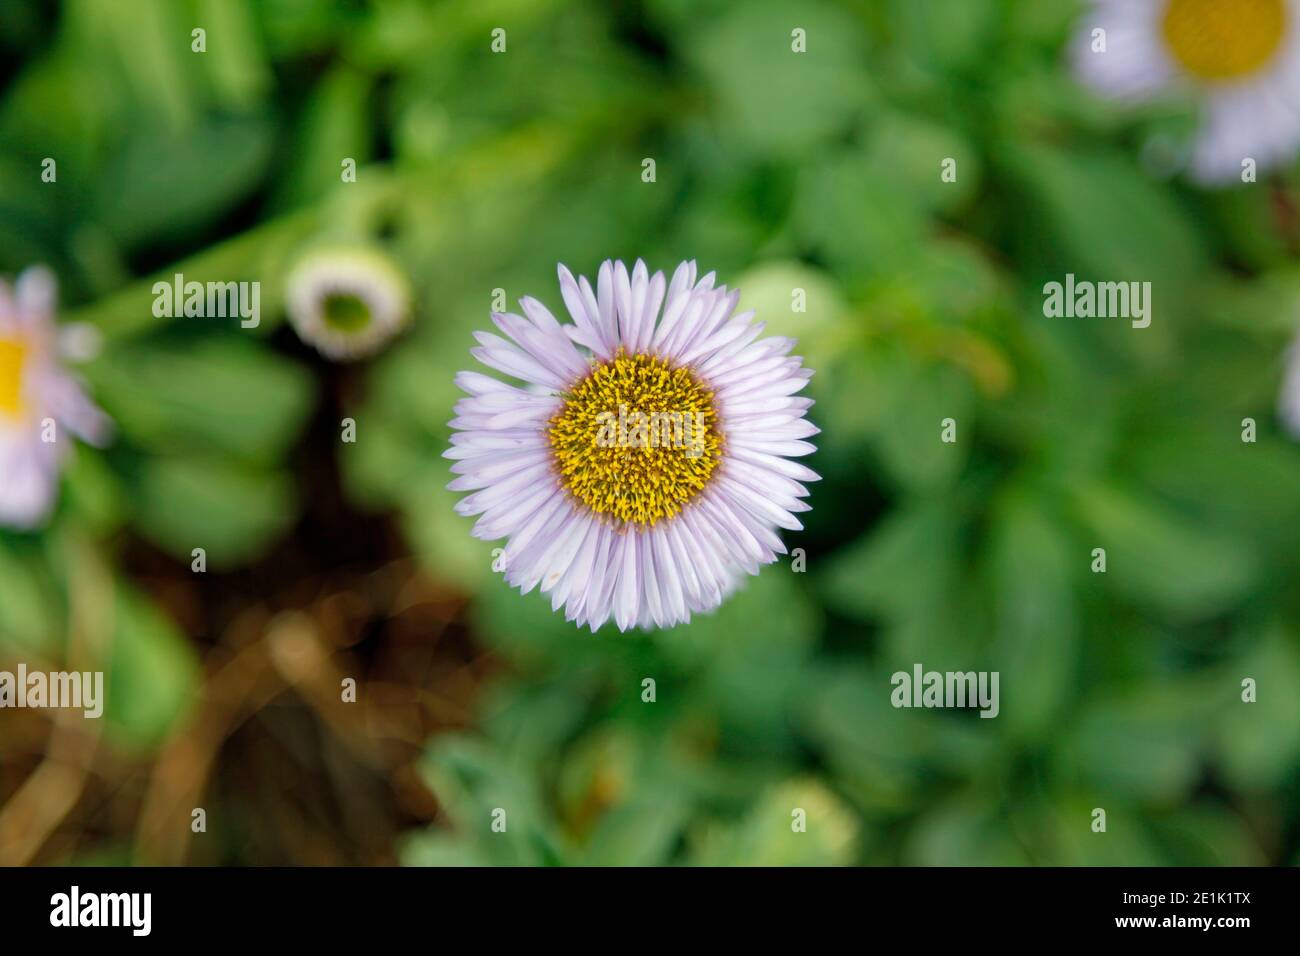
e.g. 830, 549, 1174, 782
2, 0, 1299, 864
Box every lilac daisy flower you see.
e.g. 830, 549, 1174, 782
0, 267, 112, 530
447, 259, 818, 632
1071, 0, 1300, 184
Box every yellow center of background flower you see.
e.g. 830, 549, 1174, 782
548, 352, 722, 527
1163, 0, 1287, 81
0, 337, 29, 419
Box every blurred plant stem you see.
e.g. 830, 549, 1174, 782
65, 122, 589, 341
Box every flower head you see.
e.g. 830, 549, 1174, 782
447, 259, 818, 632
0, 267, 111, 530
285, 247, 410, 361
1073, 0, 1300, 183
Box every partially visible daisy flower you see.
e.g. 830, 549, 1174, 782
1072, 0, 1300, 183
0, 267, 111, 530
285, 248, 411, 360
447, 259, 818, 632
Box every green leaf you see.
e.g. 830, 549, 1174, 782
1041, 794, 1167, 866
88, 334, 314, 465
416, 735, 565, 866
61, 443, 128, 534
1210, 630, 1300, 790
479, 679, 590, 764
686, 0, 871, 159
822, 496, 961, 624
0, 536, 60, 655
96, 0, 195, 128
795, 149, 929, 279
102, 584, 199, 748
872, 358, 974, 491
93, 114, 275, 248
1071, 483, 1259, 620
195, 0, 273, 108
1145, 806, 1267, 866
890, 0, 999, 74
987, 488, 1080, 737
132, 456, 297, 568
1126, 427, 1300, 562
1002, 143, 1208, 293
691, 779, 858, 866
1057, 685, 1209, 802
905, 797, 1031, 866
798, 665, 999, 813
862, 112, 982, 215
270, 66, 372, 210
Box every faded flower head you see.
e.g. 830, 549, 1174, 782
447, 259, 818, 632
285, 247, 411, 361
0, 267, 111, 530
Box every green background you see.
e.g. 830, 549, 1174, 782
1, 0, 1298, 866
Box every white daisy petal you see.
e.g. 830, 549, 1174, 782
594, 263, 619, 357
0, 438, 59, 530
679, 509, 729, 606
556, 265, 608, 358
611, 261, 635, 347
694, 500, 761, 576
15, 266, 58, 325
40, 371, 113, 446
1071, 0, 1176, 100
551, 518, 599, 611
649, 527, 687, 624
491, 311, 588, 382
662, 518, 703, 608
638, 533, 665, 629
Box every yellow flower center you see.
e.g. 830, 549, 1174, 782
0, 336, 30, 419
1163, 0, 1288, 81
548, 352, 722, 527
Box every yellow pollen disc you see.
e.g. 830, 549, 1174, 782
1163, 0, 1287, 81
0, 336, 30, 419
548, 352, 722, 528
